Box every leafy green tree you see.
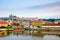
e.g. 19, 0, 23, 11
21, 24, 24, 28
7, 25, 11, 30
13, 22, 17, 26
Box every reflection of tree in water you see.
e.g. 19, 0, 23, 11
7, 30, 24, 36
13, 31, 24, 35
31, 30, 44, 37
31, 26, 44, 37
24, 30, 31, 35
0, 31, 7, 37
7, 30, 13, 35
57, 35, 60, 37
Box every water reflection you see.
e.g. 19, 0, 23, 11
31, 30, 44, 37
56, 35, 60, 37
0, 31, 7, 37
7, 30, 13, 35
0, 30, 60, 39
0, 30, 13, 37
13, 31, 24, 35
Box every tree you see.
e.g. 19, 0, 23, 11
21, 24, 24, 28
7, 25, 11, 30
32, 21, 43, 27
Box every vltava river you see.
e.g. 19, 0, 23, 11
0, 31, 60, 40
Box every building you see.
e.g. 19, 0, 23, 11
9, 14, 20, 20
0, 14, 20, 20
0, 20, 9, 27
13, 25, 25, 32
43, 21, 60, 28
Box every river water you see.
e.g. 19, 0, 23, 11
0, 31, 60, 40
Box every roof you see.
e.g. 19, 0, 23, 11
0, 21, 8, 24
32, 20, 43, 23
43, 23, 60, 26
43, 21, 60, 26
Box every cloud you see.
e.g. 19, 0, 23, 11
26, 1, 60, 9
0, 1, 60, 19
8, 2, 60, 19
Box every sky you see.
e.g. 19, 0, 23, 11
0, 0, 60, 19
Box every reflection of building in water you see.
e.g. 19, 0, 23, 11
24, 31, 31, 35
13, 31, 24, 35
0, 31, 7, 37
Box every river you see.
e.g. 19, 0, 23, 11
0, 31, 60, 40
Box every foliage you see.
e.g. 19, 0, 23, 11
32, 22, 43, 27
13, 22, 20, 26
7, 25, 11, 30
0, 26, 6, 28
43, 19, 55, 22
13, 22, 17, 26
21, 24, 24, 28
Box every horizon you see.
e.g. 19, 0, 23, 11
0, 0, 60, 19
0, 14, 60, 19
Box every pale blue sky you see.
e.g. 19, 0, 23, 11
0, 0, 60, 19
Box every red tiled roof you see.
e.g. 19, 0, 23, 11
43, 23, 60, 26
0, 21, 8, 24
32, 20, 43, 23
43, 21, 60, 26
